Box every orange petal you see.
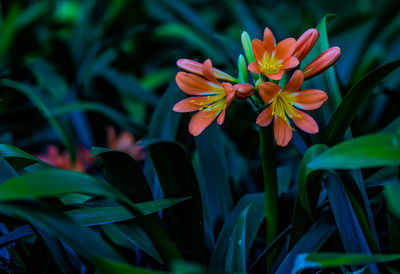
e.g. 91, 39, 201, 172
274, 116, 293, 147
284, 70, 303, 91
177, 59, 203, 75
302, 46, 341, 79
251, 39, 267, 62
202, 59, 218, 83
266, 69, 285, 80
248, 61, 262, 74
292, 108, 318, 134
272, 38, 296, 62
176, 72, 223, 95
293, 29, 319, 61
173, 96, 209, 112
256, 105, 273, 127
107, 126, 117, 149
189, 110, 216, 136
291, 89, 328, 110
177, 59, 235, 82
281, 56, 299, 70
263, 27, 275, 53
259, 82, 281, 103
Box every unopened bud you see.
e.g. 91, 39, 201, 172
293, 28, 319, 62
302, 47, 341, 79
234, 83, 254, 99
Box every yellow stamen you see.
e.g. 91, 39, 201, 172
259, 55, 283, 75
190, 94, 227, 118
271, 92, 301, 127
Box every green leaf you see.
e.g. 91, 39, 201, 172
310, 134, 400, 170
276, 214, 336, 274
97, 67, 158, 106
210, 194, 265, 270
34, 228, 77, 273
384, 182, 400, 219
148, 141, 206, 264
103, 223, 163, 264
294, 252, 400, 272
155, 23, 222, 62
297, 144, 328, 218
0, 79, 76, 159
324, 174, 377, 272
51, 101, 146, 137
0, 156, 17, 184
322, 60, 400, 146
0, 143, 51, 171
298, 134, 400, 225
0, 200, 123, 264
148, 81, 184, 141
91, 147, 153, 203
0, 225, 33, 247
66, 197, 190, 226
194, 124, 233, 242
0, 169, 121, 201
0, 169, 182, 263
225, 206, 249, 273
93, 255, 163, 274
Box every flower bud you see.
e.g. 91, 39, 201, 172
237, 54, 248, 83
302, 46, 341, 79
241, 31, 255, 64
293, 28, 319, 62
233, 83, 254, 99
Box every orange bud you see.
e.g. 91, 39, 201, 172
233, 83, 254, 99
177, 59, 237, 82
302, 47, 341, 79
293, 28, 319, 62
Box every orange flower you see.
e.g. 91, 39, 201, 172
177, 59, 237, 82
173, 59, 252, 136
36, 145, 93, 172
256, 70, 328, 146
107, 127, 145, 161
302, 46, 341, 79
248, 27, 299, 80
293, 28, 319, 62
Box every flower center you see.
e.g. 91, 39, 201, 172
259, 54, 283, 75
190, 94, 226, 118
272, 92, 301, 122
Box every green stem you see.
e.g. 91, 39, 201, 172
259, 126, 278, 272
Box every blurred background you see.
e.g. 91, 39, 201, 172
0, 0, 399, 272
0, 0, 398, 156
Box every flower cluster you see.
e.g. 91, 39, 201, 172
173, 27, 340, 146
36, 126, 145, 172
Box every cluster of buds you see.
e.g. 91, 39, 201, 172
173, 27, 341, 146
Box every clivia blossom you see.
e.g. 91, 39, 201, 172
256, 70, 328, 146
173, 59, 254, 136
248, 27, 299, 80
107, 126, 145, 161
36, 145, 93, 172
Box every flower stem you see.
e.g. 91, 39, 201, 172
259, 126, 278, 272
